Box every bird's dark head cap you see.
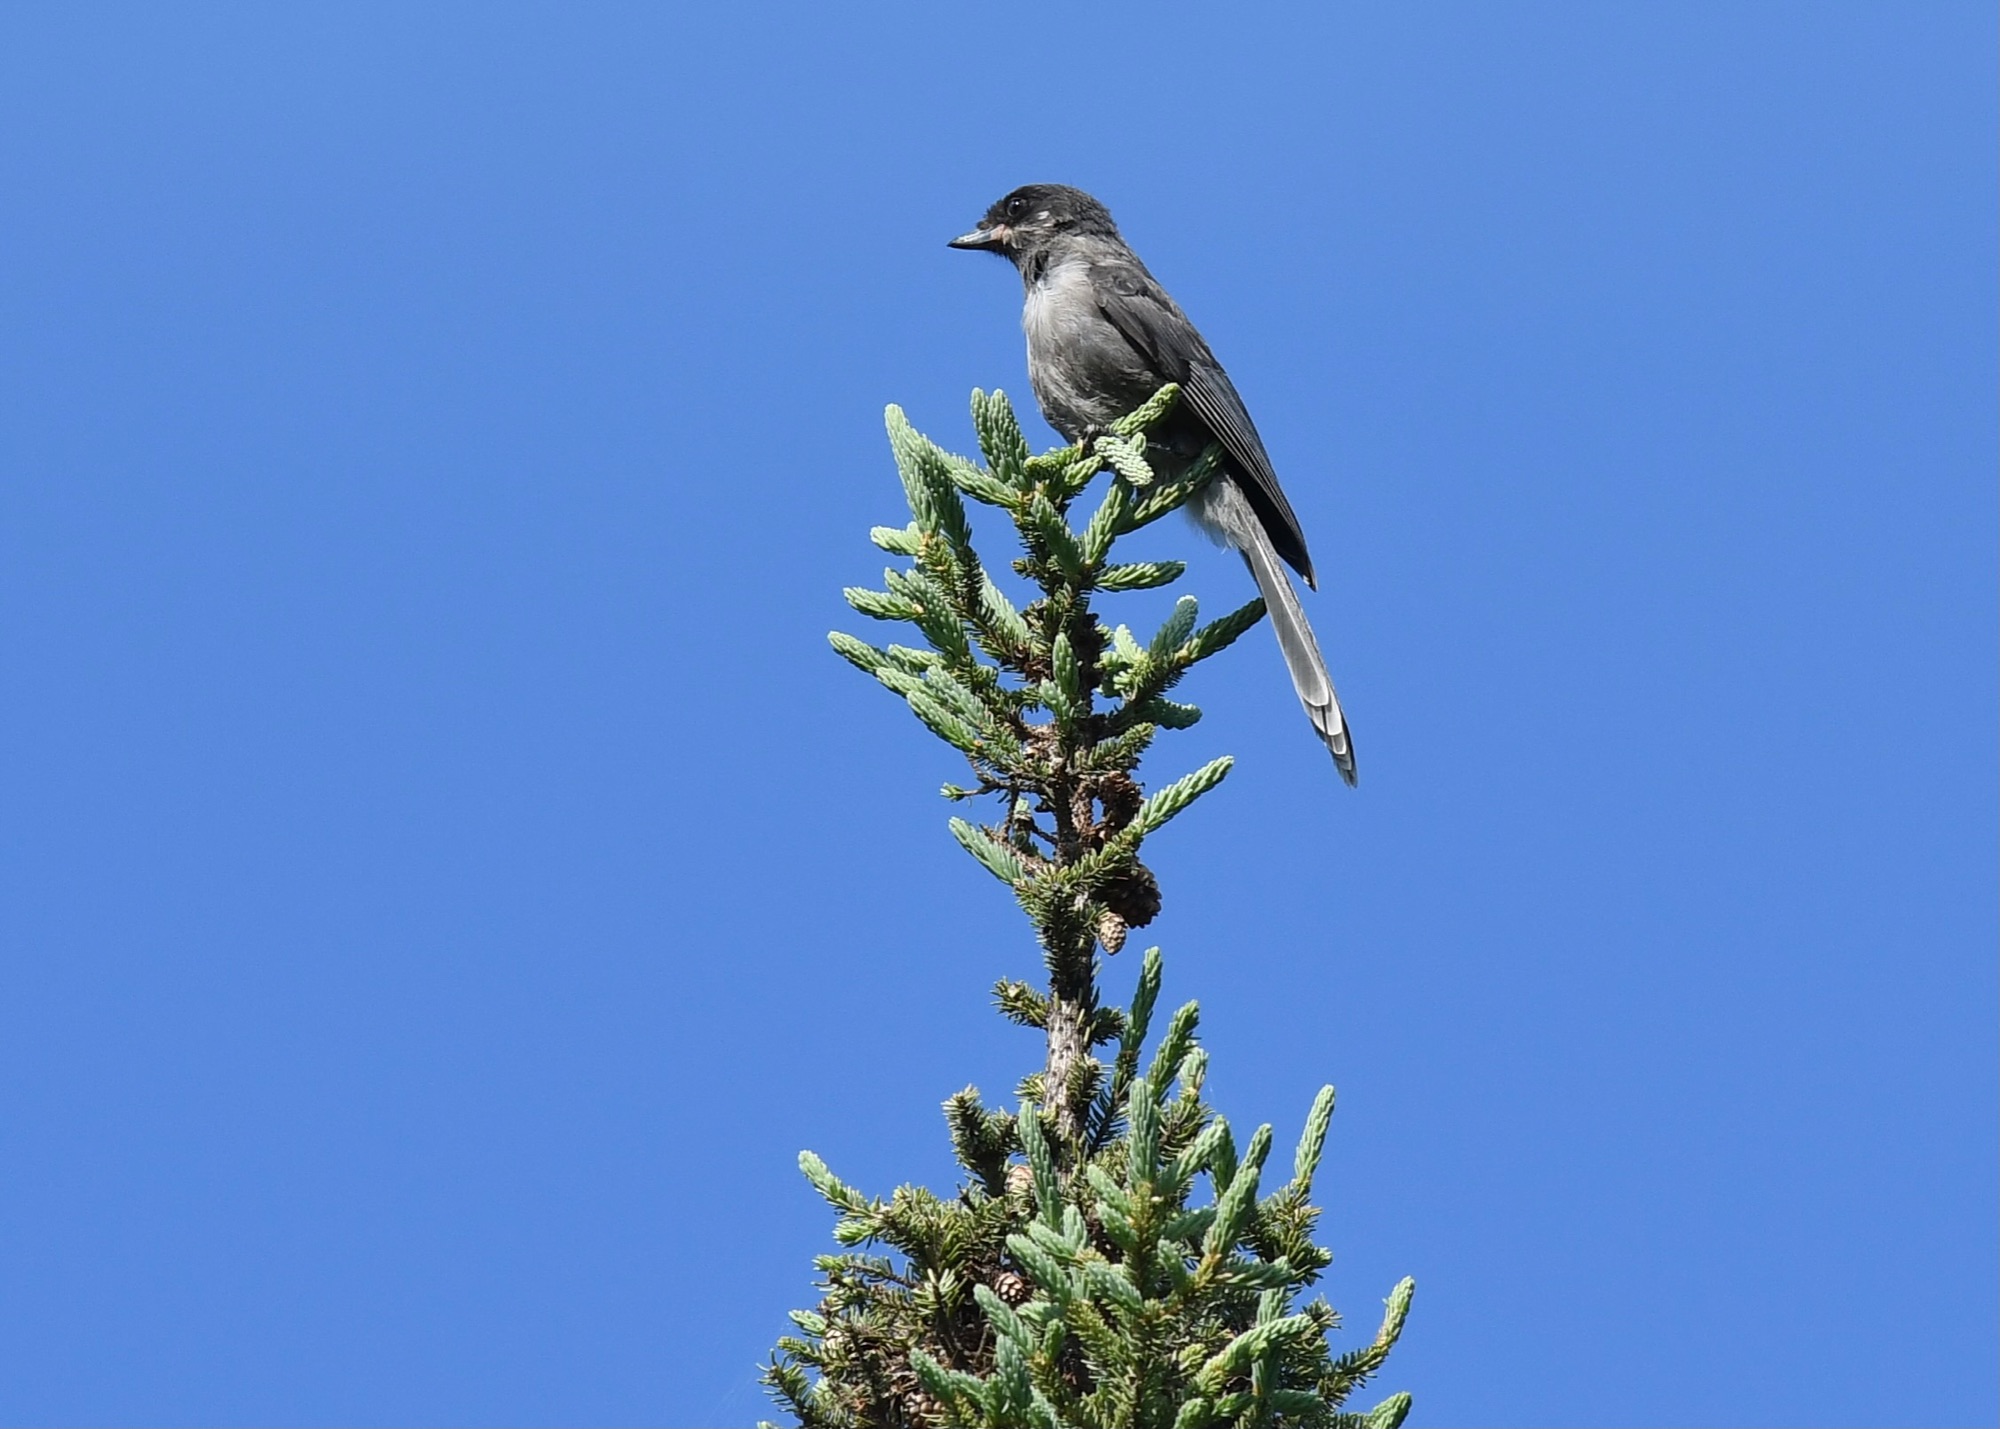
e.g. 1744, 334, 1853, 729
949, 184, 1119, 259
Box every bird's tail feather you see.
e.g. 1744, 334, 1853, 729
1239, 528, 1356, 785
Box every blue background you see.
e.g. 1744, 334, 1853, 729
1, 5, 1993, 1426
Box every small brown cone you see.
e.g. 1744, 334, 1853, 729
1100, 862, 1162, 931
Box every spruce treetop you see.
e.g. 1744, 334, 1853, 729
765, 388, 1412, 1428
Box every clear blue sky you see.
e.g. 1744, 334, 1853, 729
1, 5, 1992, 1426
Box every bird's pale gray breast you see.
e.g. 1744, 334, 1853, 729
1022, 256, 1161, 442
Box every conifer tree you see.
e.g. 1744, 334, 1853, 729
763, 387, 1413, 1428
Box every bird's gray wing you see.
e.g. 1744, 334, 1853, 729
1091, 264, 1317, 586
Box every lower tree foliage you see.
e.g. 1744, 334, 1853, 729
764, 388, 1412, 1428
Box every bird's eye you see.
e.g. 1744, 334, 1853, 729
1005, 196, 1028, 219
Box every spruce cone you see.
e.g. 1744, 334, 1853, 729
1099, 861, 1161, 931
1095, 772, 1144, 832
992, 1270, 1032, 1305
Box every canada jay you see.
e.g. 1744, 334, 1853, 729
950, 184, 1356, 783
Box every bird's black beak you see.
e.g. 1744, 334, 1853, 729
948, 223, 1008, 252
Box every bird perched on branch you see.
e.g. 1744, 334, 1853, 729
950, 183, 1356, 783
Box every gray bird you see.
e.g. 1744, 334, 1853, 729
950, 184, 1356, 784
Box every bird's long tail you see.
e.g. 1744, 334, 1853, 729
1239, 526, 1357, 785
